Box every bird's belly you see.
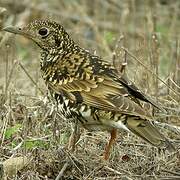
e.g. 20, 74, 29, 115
52, 93, 127, 132
78, 104, 130, 132
82, 123, 113, 131
81, 112, 112, 131
78, 105, 114, 132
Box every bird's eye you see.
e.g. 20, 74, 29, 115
38, 27, 49, 37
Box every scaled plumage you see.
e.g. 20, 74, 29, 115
3, 20, 175, 158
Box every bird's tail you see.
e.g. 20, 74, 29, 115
126, 117, 175, 152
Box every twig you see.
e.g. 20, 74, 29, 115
119, 49, 127, 74
169, 77, 180, 91
55, 148, 82, 180
112, 35, 125, 75
4, 44, 10, 101
159, 177, 180, 180
6, 60, 18, 91
84, 165, 104, 179
154, 120, 180, 134
10, 93, 41, 98
0, 163, 3, 179
161, 168, 180, 176
66, 151, 83, 174
55, 160, 70, 180
104, 165, 130, 175
18, 61, 44, 94
122, 47, 180, 97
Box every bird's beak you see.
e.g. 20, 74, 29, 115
3, 26, 24, 35
3, 26, 34, 40
3, 25, 43, 47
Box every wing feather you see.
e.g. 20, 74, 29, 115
48, 74, 152, 119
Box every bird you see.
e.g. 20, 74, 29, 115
3, 20, 175, 160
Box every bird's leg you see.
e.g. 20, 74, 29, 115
68, 119, 80, 152
104, 129, 117, 160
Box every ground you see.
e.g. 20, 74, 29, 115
0, 0, 180, 179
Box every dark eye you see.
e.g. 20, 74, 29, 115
38, 27, 49, 36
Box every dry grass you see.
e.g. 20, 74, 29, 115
0, 0, 180, 179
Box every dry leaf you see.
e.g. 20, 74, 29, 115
3, 156, 29, 178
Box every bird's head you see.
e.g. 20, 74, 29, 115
3, 20, 73, 55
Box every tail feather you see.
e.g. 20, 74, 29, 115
126, 118, 175, 152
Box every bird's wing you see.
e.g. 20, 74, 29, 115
118, 74, 164, 111
48, 73, 152, 120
